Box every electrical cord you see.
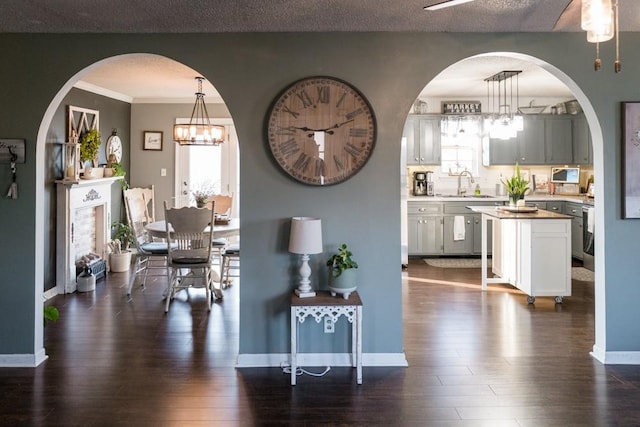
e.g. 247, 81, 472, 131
280, 361, 331, 378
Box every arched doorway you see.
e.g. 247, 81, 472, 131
35, 53, 239, 358
402, 52, 604, 358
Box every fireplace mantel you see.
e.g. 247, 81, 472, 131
56, 178, 121, 294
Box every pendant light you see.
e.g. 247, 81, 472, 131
485, 70, 522, 141
581, 0, 620, 72
173, 77, 226, 145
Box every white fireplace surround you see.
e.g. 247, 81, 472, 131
56, 177, 120, 294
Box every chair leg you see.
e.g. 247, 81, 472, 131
127, 255, 141, 296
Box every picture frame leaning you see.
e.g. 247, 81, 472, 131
143, 131, 163, 151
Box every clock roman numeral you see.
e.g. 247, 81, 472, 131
316, 85, 330, 104
344, 143, 363, 158
276, 126, 296, 136
335, 92, 347, 108
345, 108, 363, 120
293, 152, 311, 171
281, 106, 299, 118
279, 138, 299, 157
314, 158, 325, 177
333, 155, 344, 171
296, 90, 313, 108
349, 128, 368, 137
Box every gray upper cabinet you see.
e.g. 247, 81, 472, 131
544, 116, 573, 164
489, 116, 545, 165
404, 115, 441, 165
487, 115, 592, 166
573, 114, 593, 165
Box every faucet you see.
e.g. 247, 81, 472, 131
457, 170, 475, 195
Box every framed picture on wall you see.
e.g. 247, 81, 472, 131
622, 102, 640, 218
143, 131, 163, 151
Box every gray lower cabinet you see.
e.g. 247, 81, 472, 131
408, 215, 443, 255
443, 215, 474, 254
565, 202, 584, 260
408, 202, 443, 255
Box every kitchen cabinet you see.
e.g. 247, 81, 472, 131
408, 202, 443, 255
488, 116, 545, 165
404, 115, 441, 166
565, 202, 584, 260
443, 202, 494, 255
546, 201, 564, 214
573, 114, 593, 165
486, 115, 592, 166
544, 116, 573, 164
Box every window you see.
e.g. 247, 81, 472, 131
440, 117, 481, 175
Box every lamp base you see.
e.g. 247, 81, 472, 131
294, 289, 317, 298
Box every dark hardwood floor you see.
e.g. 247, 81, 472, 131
3, 259, 640, 426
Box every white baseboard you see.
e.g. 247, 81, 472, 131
0, 348, 48, 367
43, 288, 58, 300
236, 352, 408, 368
591, 346, 640, 364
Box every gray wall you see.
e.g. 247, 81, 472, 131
0, 32, 637, 362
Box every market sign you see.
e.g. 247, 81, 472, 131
441, 101, 482, 115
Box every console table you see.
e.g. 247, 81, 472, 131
290, 291, 363, 385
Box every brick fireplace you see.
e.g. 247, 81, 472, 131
56, 178, 119, 293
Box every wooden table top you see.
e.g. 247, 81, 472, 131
467, 206, 572, 220
291, 290, 362, 307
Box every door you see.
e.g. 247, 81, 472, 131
175, 120, 239, 215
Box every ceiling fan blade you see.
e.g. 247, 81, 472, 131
554, 0, 582, 31
424, 0, 475, 11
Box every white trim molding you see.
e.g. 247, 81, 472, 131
0, 349, 48, 367
591, 346, 640, 364
236, 352, 408, 368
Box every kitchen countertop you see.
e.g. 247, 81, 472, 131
408, 193, 594, 205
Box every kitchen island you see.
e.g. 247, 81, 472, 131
468, 206, 573, 304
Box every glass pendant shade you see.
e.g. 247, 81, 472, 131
173, 77, 226, 146
581, 0, 613, 32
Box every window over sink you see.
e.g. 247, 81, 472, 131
440, 116, 481, 176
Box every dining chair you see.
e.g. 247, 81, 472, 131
125, 193, 173, 297
220, 241, 240, 288
164, 202, 219, 312
207, 193, 234, 266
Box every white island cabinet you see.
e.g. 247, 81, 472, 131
468, 206, 572, 304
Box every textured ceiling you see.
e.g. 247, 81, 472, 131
5, 0, 636, 102
0, 0, 584, 33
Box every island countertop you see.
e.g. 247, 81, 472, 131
467, 206, 572, 220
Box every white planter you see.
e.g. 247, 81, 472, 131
328, 268, 357, 299
110, 251, 132, 272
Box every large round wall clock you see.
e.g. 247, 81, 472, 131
266, 76, 377, 186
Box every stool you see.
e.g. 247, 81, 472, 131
220, 243, 239, 288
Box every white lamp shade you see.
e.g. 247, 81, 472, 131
289, 217, 323, 255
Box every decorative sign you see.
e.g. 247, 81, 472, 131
441, 101, 482, 115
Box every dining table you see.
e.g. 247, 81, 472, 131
144, 217, 240, 240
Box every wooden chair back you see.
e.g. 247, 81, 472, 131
207, 194, 233, 217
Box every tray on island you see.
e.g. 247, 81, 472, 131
497, 205, 538, 213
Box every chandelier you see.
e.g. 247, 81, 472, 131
173, 77, 226, 145
581, 0, 620, 72
484, 70, 523, 141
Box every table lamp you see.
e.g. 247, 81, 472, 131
288, 217, 323, 298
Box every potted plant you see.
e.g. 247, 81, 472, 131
326, 243, 358, 299
108, 221, 135, 272
192, 185, 214, 208
501, 163, 530, 206
79, 128, 101, 169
